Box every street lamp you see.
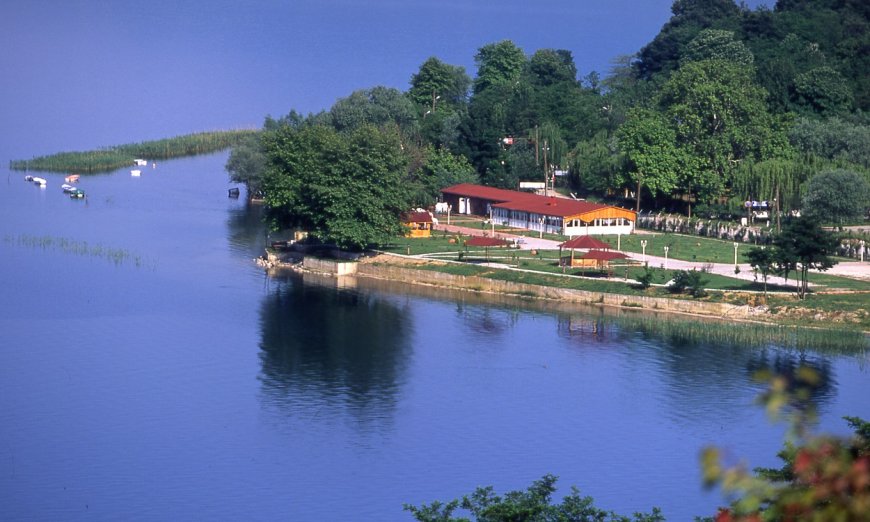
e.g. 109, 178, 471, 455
617, 233, 621, 252
447, 204, 452, 225
663, 246, 669, 270
733, 242, 739, 270
539, 217, 545, 239
640, 240, 647, 262
860, 240, 865, 262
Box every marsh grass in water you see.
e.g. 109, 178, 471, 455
613, 315, 869, 354
5, 234, 156, 269
10, 130, 256, 173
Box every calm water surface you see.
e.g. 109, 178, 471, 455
1, 154, 867, 520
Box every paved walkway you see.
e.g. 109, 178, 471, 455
433, 222, 870, 286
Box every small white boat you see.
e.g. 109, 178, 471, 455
133, 159, 147, 166
32, 177, 47, 187
131, 169, 141, 177
24, 175, 34, 182
65, 174, 80, 183
62, 183, 75, 193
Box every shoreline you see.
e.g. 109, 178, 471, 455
260, 250, 870, 334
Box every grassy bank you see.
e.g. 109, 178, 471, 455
10, 129, 257, 173
378, 234, 870, 331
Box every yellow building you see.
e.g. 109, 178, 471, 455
403, 211, 433, 238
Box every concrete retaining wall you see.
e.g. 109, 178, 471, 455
357, 263, 749, 318
303, 256, 359, 275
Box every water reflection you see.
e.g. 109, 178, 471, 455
552, 311, 840, 426
225, 201, 267, 258
746, 351, 835, 412
257, 273, 412, 428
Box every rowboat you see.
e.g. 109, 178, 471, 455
68, 188, 85, 199
131, 169, 141, 177
65, 174, 80, 183
62, 184, 76, 193
32, 177, 47, 187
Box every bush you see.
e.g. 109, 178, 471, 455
669, 269, 709, 297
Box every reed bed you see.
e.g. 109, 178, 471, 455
5, 234, 155, 269
612, 314, 869, 355
10, 130, 257, 173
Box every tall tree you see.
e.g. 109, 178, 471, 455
772, 216, 839, 299
681, 29, 755, 65
226, 132, 266, 199
409, 57, 470, 149
802, 169, 870, 224
409, 57, 470, 114
656, 59, 787, 214
262, 124, 410, 250
407, 146, 478, 207
329, 86, 418, 136
473, 40, 526, 95
636, 0, 742, 78
617, 108, 682, 211
745, 246, 777, 295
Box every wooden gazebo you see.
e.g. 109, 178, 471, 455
559, 236, 613, 268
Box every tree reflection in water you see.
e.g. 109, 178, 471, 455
258, 274, 412, 428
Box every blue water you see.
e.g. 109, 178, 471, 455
1, 154, 867, 520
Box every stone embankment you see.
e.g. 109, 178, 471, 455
264, 250, 762, 321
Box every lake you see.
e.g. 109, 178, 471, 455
1, 153, 867, 520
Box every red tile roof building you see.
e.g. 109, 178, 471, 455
440, 183, 635, 237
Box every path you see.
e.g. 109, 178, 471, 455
433, 222, 870, 287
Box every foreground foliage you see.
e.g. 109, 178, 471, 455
404, 474, 664, 522
703, 368, 870, 522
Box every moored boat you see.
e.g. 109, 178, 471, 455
24, 175, 34, 182
32, 177, 47, 187
65, 174, 80, 183
68, 188, 85, 199
62, 184, 76, 193
131, 169, 141, 177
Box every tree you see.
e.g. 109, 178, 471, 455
617, 108, 681, 212
473, 40, 526, 95
329, 86, 418, 136
656, 59, 786, 214
745, 246, 776, 295
788, 117, 870, 169
568, 132, 626, 196
702, 365, 870, 521
792, 66, 854, 116
404, 474, 664, 522
409, 57, 470, 113
408, 146, 478, 207
681, 29, 754, 65
802, 169, 870, 225
261, 124, 410, 251
771, 216, 839, 299
225, 132, 266, 198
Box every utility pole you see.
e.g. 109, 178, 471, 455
542, 138, 549, 197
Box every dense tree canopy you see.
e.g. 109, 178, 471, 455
261, 123, 410, 250
229, 0, 870, 247
802, 169, 870, 224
